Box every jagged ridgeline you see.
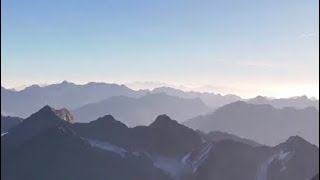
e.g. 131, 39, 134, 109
1, 106, 318, 180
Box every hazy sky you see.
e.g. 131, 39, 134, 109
1, 0, 319, 98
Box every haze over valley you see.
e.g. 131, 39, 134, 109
1, 0, 318, 179
1, 81, 319, 147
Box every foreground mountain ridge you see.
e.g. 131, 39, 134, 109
1, 115, 23, 134
2, 105, 318, 180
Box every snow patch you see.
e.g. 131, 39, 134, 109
276, 151, 292, 172
153, 156, 186, 179
181, 143, 214, 174
257, 154, 278, 180
152, 149, 210, 179
181, 153, 191, 164
133, 152, 141, 157
256, 151, 293, 180
277, 151, 290, 161
188, 143, 214, 173
88, 139, 127, 158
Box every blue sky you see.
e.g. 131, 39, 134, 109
1, 0, 319, 98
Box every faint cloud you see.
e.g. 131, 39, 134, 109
234, 60, 305, 71
214, 59, 225, 62
2, 83, 49, 91
125, 81, 189, 91
235, 61, 275, 68
298, 33, 318, 39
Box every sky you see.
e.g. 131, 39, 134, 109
1, 0, 319, 98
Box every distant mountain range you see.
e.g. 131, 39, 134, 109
1, 106, 318, 180
72, 92, 210, 126
248, 95, 319, 110
201, 130, 262, 147
151, 86, 242, 109
2, 81, 318, 119
184, 101, 319, 146
1, 81, 147, 118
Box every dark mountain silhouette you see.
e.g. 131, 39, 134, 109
1, 107, 318, 180
1, 106, 74, 148
133, 114, 203, 157
248, 95, 319, 110
73, 115, 131, 147
1, 125, 171, 180
151, 86, 241, 109
202, 130, 262, 147
1, 81, 147, 118
74, 114, 202, 157
72, 93, 210, 126
267, 136, 319, 180
187, 136, 318, 180
184, 101, 319, 146
1, 115, 23, 133
311, 174, 319, 180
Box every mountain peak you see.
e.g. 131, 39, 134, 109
98, 114, 116, 121
92, 115, 117, 124
149, 114, 178, 127
276, 135, 317, 150
89, 115, 128, 128
27, 84, 41, 89
2, 105, 74, 148
54, 108, 75, 123
299, 95, 308, 100
156, 114, 171, 120
61, 80, 69, 84
222, 100, 249, 108
61, 80, 74, 85
31, 105, 75, 123
37, 105, 56, 114
285, 135, 308, 144
290, 95, 309, 100
252, 95, 269, 101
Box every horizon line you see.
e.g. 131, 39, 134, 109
1, 80, 319, 100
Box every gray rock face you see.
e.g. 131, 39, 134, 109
53, 108, 75, 123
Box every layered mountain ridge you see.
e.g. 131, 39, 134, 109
2, 81, 318, 119
72, 93, 210, 126
185, 101, 319, 146
1, 105, 318, 180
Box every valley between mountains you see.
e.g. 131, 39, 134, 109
1, 82, 319, 180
